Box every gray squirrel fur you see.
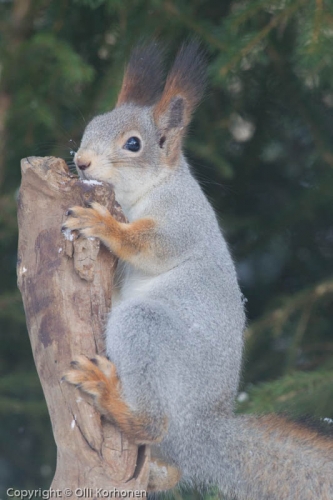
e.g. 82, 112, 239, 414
63, 41, 333, 500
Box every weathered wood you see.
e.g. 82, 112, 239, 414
17, 157, 150, 496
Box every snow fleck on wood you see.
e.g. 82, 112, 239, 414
62, 228, 74, 241
80, 179, 103, 186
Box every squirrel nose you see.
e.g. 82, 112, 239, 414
76, 160, 91, 171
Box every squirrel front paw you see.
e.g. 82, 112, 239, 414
62, 203, 156, 264
62, 202, 114, 240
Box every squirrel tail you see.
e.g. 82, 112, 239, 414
183, 414, 333, 499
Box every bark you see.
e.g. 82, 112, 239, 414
17, 156, 150, 496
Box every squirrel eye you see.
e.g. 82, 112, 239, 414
123, 136, 141, 152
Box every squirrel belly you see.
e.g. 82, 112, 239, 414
107, 157, 245, 416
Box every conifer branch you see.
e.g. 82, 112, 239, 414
219, 0, 305, 77
246, 278, 333, 341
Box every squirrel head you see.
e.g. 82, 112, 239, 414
75, 40, 206, 208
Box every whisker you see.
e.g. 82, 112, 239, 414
68, 138, 78, 148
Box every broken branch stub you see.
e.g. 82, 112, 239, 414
17, 157, 150, 495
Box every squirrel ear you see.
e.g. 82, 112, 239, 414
156, 95, 185, 132
153, 40, 206, 164
116, 41, 165, 107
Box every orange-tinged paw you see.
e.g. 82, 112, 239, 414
63, 356, 168, 444
63, 355, 121, 417
61, 203, 113, 239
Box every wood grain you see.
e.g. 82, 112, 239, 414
17, 156, 150, 496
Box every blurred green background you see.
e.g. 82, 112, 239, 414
1, 0, 333, 497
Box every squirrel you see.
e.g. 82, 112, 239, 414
62, 41, 333, 499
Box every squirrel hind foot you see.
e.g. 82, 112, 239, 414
63, 355, 168, 445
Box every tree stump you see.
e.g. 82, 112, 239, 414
17, 157, 150, 497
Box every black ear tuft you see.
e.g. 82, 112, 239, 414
167, 39, 207, 111
117, 41, 166, 107
154, 39, 207, 127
